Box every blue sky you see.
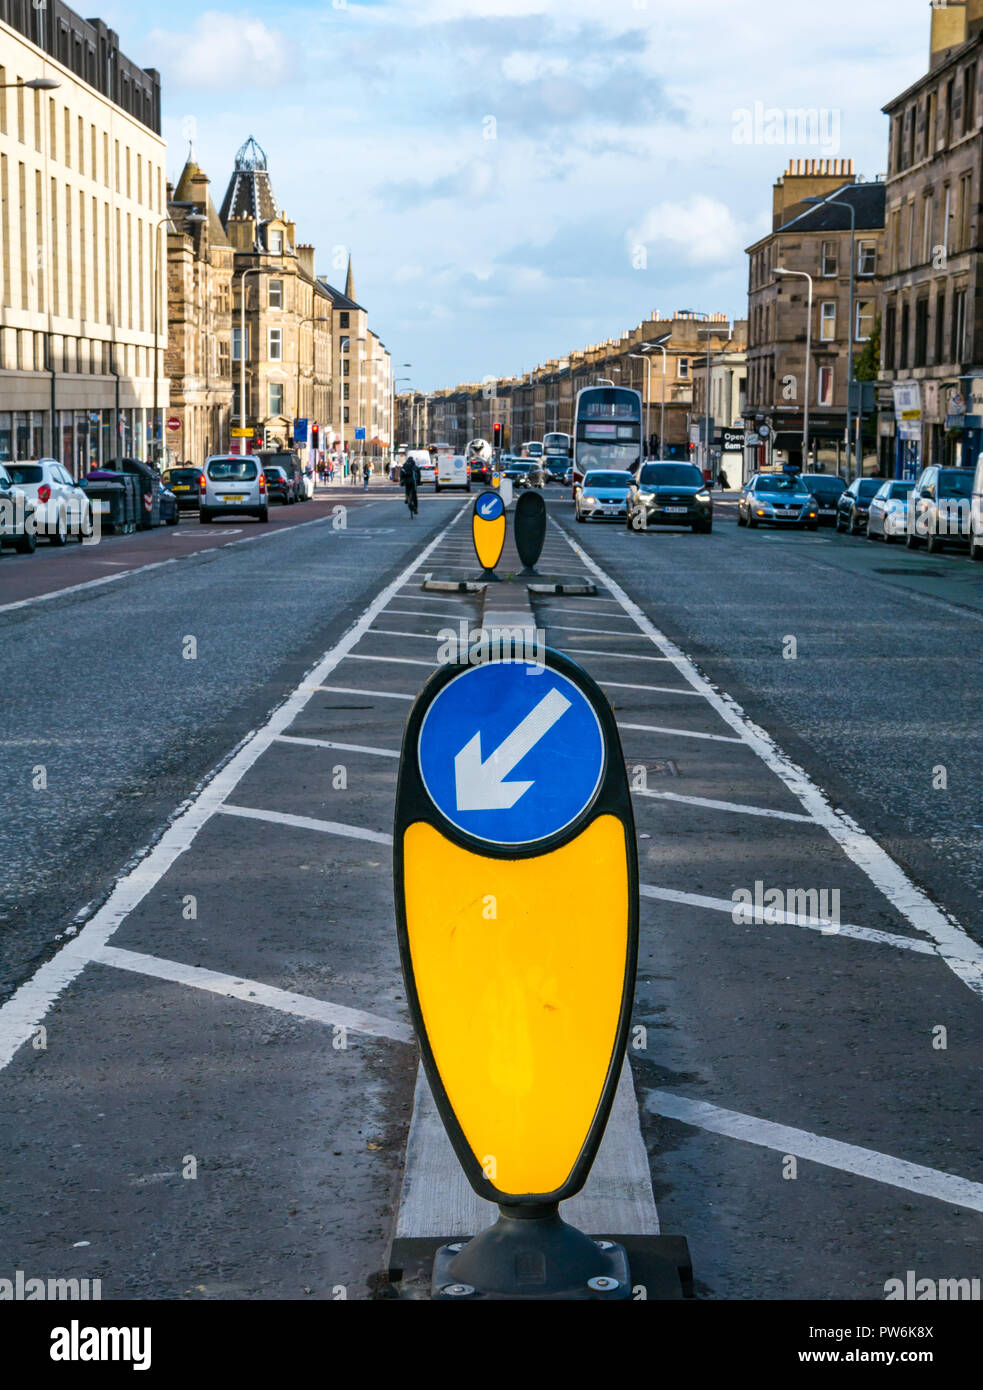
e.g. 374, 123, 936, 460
109, 0, 928, 390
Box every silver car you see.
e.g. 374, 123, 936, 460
575, 470, 634, 522
866, 481, 913, 542
200, 454, 269, 524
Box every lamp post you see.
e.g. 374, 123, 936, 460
680, 310, 712, 474
640, 332, 672, 459
152, 205, 205, 464
394, 371, 412, 461
236, 265, 274, 454
804, 190, 855, 478
0, 77, 60, 89
392, 362, 411, 464
296, 315, 330, 449
775, 269, 814, 467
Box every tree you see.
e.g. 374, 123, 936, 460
854, 315, 881, 382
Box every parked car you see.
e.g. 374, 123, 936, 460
4, 459, 91, 544
800, 472, 846, 526
866, 480, 914, 542
264, 464, 292, 505
563, 466, 574, 487
200, 454, 269, 523
575, 469, 634, 522
157, 482, 180, 526
835, 476, 886, 534
971, 457, 983, 562
256, 450, 302, 503
738, 473, 818, 530
906, 466, 973, 553
161, 466, 202, 512
627, 461, 713, 532
0, 462, 40, 554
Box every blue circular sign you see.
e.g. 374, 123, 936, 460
475, 491, 505, 522
418, 661, 605, 846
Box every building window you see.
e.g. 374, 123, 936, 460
232, 325, 249, 361
268, 229, 283, 254
232, 383, 251, 420
952, 287, 967, 361
899, 301, 910, 370
343, 407, 350, 424
269, 383, 284, 416
339, 311, 349, 329
857, 241, 877, 277
343, 384, 350, 401
821, 241, 837, 277
935, 290, 947, 364
964, 62, 977, 134
959, 173, 972, 250
820, 303, 836, 341
268, 279, 283, 309
914, 299, 929, 367
218, 342, 230, 378
342, 358, 350, 377
268, 327, 282, 360
856, 300, 875, 342
677, 358, 690, 379
817, 367, 834, 406
922, 195, 933, 262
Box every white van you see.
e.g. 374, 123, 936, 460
435, 454, 471, 493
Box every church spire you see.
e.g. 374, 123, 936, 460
345, 254, 355, 301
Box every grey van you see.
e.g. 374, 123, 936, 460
200, 454, 269, 523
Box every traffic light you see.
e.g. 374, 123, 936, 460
311, 424, 319, 448
492, 421, 502, 451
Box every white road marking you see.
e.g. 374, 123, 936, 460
0, 513, 460, 1072
348, 651, 437, 668
385, 606, 473, 620
545, 624, 644, 637
603, 680, 703, 697
619, 721, 744, 745
560, 527, 983, 1000
94, 947, 412, 1044
218, 804, 394, 845
564, 648, 672, 664
645, 1091, 983, 1214
315, 684, 414, 702
369, 628, 443, 640
641, 877, 938, 954
276, 735, 399, 759
634, 787, 814, 823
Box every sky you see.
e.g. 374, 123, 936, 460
107, 0, 930, 390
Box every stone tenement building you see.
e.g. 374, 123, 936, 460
164, 157, 234, 465
0, 1, 165, 473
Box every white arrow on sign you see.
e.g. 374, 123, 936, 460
454, 688, 572, 812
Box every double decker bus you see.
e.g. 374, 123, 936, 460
543, 432, 572, 460
572, 387, 643, 489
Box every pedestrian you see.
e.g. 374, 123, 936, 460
362, 457, 371, 491
401, 455, 420, 517
717, 465, 730, 490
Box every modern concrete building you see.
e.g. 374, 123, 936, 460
0, 1, 166, 473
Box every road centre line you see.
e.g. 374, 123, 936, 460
639, 884, 937, 955
619, 722, 744, 745
0, 510, 462, 1072
634, 788, 815, 823
560, 526, 983, 1000
277, 734, 400, 759
644, 1091, 983, 1214
93, 946, 412, 1044
218, 804, 394, 845
315, 685, 415, 702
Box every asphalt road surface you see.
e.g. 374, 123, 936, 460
0, 481, 980, 1301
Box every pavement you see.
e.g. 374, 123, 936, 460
0, 479, 981, 1301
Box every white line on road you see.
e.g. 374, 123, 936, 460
561, 528, 983, 999
602, 680, 702, 697
0, 513, 461, 1072
563, 648, 672, 664
93, 946, 413, 1044
347, 652, 437, 668
218, 804, 394, 845
645, 1091, 983, 1214
544, 624, 645, 637
276, 735, 400, 759
619, 721, 744, 745
639, 882, 935, 954
384, 607, 473, 620
314, 685, 414, 702
634, 787, 815, 823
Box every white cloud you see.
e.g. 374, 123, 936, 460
149, 12, 293, 91
501, 51, 569, 83
631, 195, 747, 267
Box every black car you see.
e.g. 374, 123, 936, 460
800, 472, 846, 525
544, 455, 569, 483
469, 459, 493, 485
162, 466, 203, 512
264, 465, 292, 505
836, 476, 886, 534
257, 451, 302, 503
158, 483, 180, 525
626, 462, 713, 532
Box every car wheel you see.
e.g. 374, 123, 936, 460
906, 530, 923, 549
806, 523, 818, 532
848, 513, 859, 535
737, 509, 746, 527
927, 527, 945, 555
49, 510, 68, 546
835, 515, 846, 532
16, 528, 37, 554
258, 508, 269, 523
200, 509, 213, 524
747, 515, 758, 529
166, 510, 178, 526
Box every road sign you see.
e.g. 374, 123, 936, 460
514, 489, 546, 571
394, 647, 639, 1295
166, 417, 181, 432
231, 427, 252, 438
294, 417, 308, 444
471, 489, 505, 574
355, 426, 366, 441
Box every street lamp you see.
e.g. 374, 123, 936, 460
0, 77, 60, 90
775, 269, 814, 467
392, 362, 411, 463
804, 191, 855, 478
681, 310, 712, 474
338, 335, 367, 471
296, 315, 330, 435
236, 265, 276, 454
640, 332, 672, 460
394, 373, 413, 458
152, 205, 206, 464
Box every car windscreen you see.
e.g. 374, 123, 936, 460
207, 459, 258, 481
5, 465, 44, 484
757, 475, 807, 493
888, 484, 913, 500
583, 473, 633, 488
638, 465, 704, 487
163, 469, 199, 484
939, 470, 973, 497
265, 467, 287, 479
802, 476, 845, 495
857, 479, 883, 498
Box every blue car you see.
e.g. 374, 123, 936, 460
737, 473, 818, 530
